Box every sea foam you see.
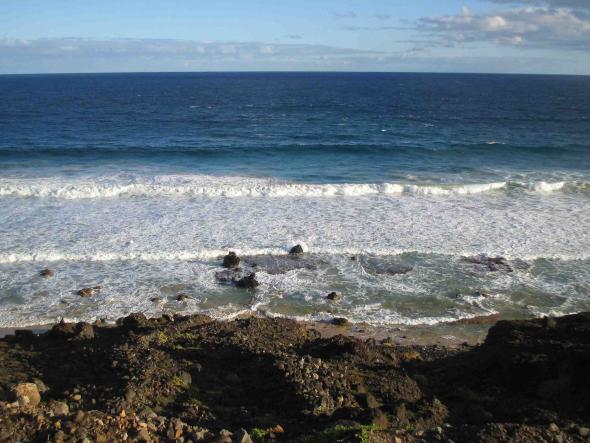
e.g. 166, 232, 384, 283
0, 174, 580, 199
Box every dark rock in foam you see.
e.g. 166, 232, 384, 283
222, 251, 240, 268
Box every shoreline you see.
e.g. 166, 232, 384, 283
1, 311, 588, 441
0, 312, 499, 347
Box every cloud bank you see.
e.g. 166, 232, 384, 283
417, 6, 590, 51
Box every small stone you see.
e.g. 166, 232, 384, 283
579, 427, 590, 437
176, 293, 191, 302
269, 425, 284, 434
71, 394, 82, 401
40, 268, 54, 277
50, 401, 69, 416
223, 251, 240, 268
549, 423, 560, 433
326, 291, 342, 301
74, 410, 85, 423
77, 287, 97, 297
14, 383, 41, 410
545, 317, 557, 329
289, 244, 304, 254
150, 297, 164, 304
234, 429, 253, 443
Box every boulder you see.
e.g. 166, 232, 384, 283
215, 268, 244, 285
236, 273, 259, 289
176, 293, 191, 302
14, 383, 41, 410
223, 251, 241, 268
289, 244, 304, 254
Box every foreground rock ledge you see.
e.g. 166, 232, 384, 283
0, 312, 589, 442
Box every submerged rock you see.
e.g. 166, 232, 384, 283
331, 317, 349, 326
77, 286, 101, 297
215, 268, 244, 284
39, 268, 54, 278
289, 244, 304, 254
176, 293, 191, 302
235, 273, 259, 289
222, 251, 240, 268
463, 254, 513, 272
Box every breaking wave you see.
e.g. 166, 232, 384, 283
0, 175, 585, 199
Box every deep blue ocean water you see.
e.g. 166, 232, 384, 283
0, 72, 589, 327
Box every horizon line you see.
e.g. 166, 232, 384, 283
1, 70, 589, 77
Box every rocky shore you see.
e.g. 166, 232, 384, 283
0, 312, 589, 442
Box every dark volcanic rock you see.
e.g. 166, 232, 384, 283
235, 273, 259, 289
39, 268, 54, 277
289, 244, 304, 254
463, 254, 513, 272
215, 268, 244, 284
176, 293, 191, 302
1, 311, 589, 443
222, 251, 240, 268
326, 291, 342, 302
77, 286, 101, 297
331, 317, 349, 326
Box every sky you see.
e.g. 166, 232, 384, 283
1, 0, 589, 74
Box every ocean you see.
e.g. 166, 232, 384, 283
0, 72, 589, 327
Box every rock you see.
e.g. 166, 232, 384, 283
40, 268, 54, 277
176, 293, 191, 302
33, 378, 49, 393
579, 427, 590, 438
234, 429, 253, 443
463, 254, 513, 272
289, 244, 304, 254
150, 297, 164, 304
76, 323, 95, 340
14, 383, 41, 410
269, 425, 284, 434
137, 428, 152, 442
544, 316, 557, 329
326, 292, 342, 302
50, 320, 77, 339
235, 273, 259, 289
223, 251, 240, 268
218, 429, 233, 443
77, 286, 100, 297
49, 400, 69, 416
71, 393, 82, 401
449, 314, 500, 325
331, 317, 349, 326
215, 268, 244, 284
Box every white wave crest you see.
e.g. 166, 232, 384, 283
526, 181, 566, 192
0, 175, 511, 199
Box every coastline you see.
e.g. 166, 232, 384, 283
0, 311, 588, 442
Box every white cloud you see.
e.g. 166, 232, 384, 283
417, 7, 590, 51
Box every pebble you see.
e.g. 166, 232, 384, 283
549, 423, 560, 433
579, 427, 590, 437
50, 401, 69, 416
72, 394, 82, 401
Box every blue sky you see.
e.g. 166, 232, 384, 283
1, 0, 589, 74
